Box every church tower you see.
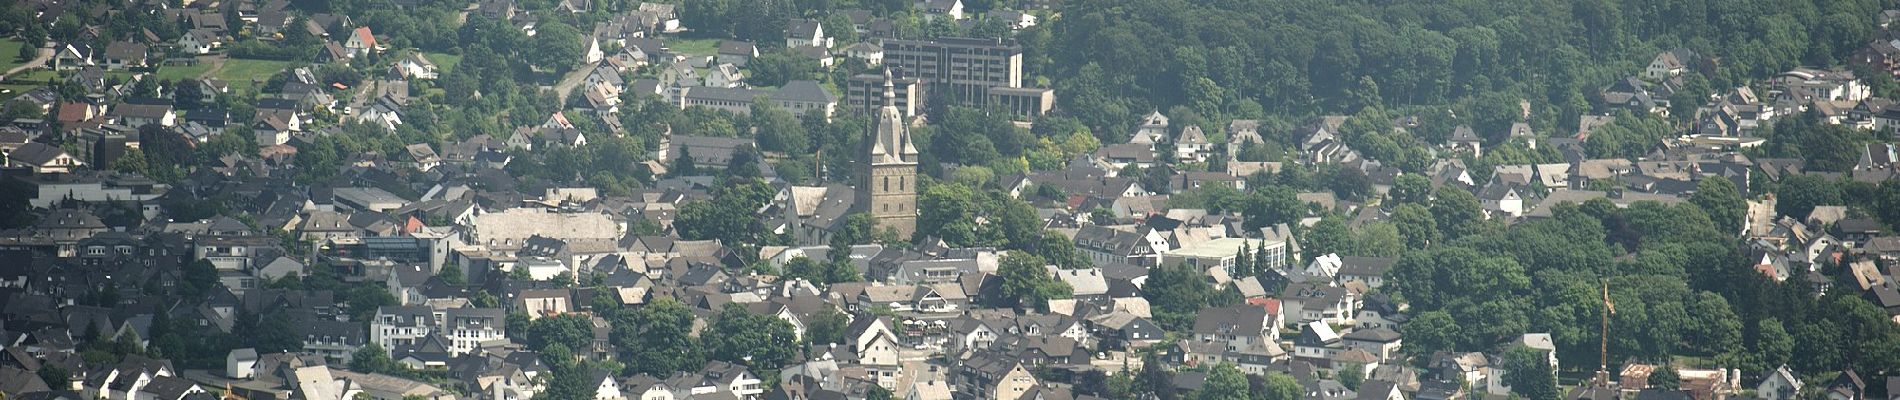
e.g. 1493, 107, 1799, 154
861, 69, 919, 239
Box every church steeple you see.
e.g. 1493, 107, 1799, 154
883, 68, 896, 104
860, 68, 918, 239
872, 68, 917, 164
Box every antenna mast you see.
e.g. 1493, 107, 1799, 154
1596, 279, 1616, 387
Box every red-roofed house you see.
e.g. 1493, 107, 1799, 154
1245, 297, 1286, 332
57, 102, 101, 124
344, 26, 377, 58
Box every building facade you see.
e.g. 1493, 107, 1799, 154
881, 37, 1051, 116
846, 72, 924, 118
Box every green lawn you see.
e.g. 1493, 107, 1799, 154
669, 38, 721, 57
424, 52, 461, 73
215, 58, 296, 92
155, 63, 212, 81
0, 39, 27, 74
0, 85, 36, 101
8, 70, 58, 86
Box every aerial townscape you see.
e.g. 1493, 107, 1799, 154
5, 0, 1900, 399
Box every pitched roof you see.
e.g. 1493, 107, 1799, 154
8, 142, 68, 165
787, 19, 823, 39
349, 26, 376, 48
103, 41, 147, 60
1342, 327, 1401, 342
772, 80, 836, 103
1192, 305, 1266, 337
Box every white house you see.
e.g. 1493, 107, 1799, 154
590, 372, 622, 400
226, 349, 258, 379
785, 19, 830, 49
1479, 184, 1525, 218
344, 27, 378, 58
177, 29, 222, 54
583, 35, 604, 64
915, 0, 964, 20
397, 53, 438, 80
1644, 51, 1687, 81
1176, 125, 1213, 163
7, 142, 82, 174
705, 64, 744, 88
845, 42, 883, 65
1291, 321, 1341, 361
1757, 365, 1802, 400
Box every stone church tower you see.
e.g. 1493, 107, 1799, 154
859, 69, 919, 239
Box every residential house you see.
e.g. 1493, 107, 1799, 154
1191, 305, 1272, 350
1335, 256, 1396, 288
986, 9, 1037, 29
915, 0, 965, 20
705, 64, 744, 88
845, 42, 883, 65
1073, 225, 1167, 267
178, 29, 222, 54
1342, 328, 1402, 362
1826, 369, 1866, 400
371, 306, 435, 352
396, 53, 438, 80
1478, 182, 1528, 219
636, 2, 682, 32
109, 103, 175, 128
56, 43, 95, 70
405, 144, 440, 172
785, 19, 830, 49
1448, 125, 1482, 156
1601, 76, 1672, 116
1757, 365, 1802, 400
7, 142, 82, 173
1645, 51, 1688, 81
1176, 125, 1213, 163
252, 109, 301, 146
345, 27, 378, 58
1292, 321, 1342, 363
1130, 111, 1169, 148
103, 41, 148, 70
716, 40, 758, 67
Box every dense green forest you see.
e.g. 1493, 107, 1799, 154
1039, 0, 1883, 141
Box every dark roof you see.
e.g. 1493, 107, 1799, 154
8, 142, 67, 165
110, 103, 172, 119
1342, 327, 1401, 342
684, 86, 764, 103
1337, 256, 1397, 277
1837, 218, 1884, 234
140, 375, 199, 398
772, 80, 836, 103
1191, 305, 1266, 337
787, 19, 823, 39
103, 41, 147, 60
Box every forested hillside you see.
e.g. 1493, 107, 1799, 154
1037, 0, 1883, 139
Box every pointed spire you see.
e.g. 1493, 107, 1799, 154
881, 68, 896, 107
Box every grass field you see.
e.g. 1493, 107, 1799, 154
155, 63, 212, 81
0, 39, 27, 74
0, 84, 35, 101
215, 58, 295, 92
669, 38, 721, 57
7, 70, 57, 85
425, 52, 462, 73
